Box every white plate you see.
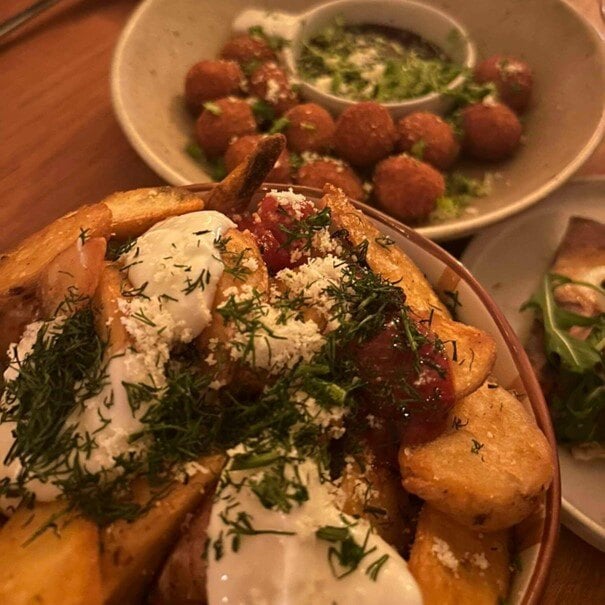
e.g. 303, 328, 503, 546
462, 177, 605, 552
111, 0, 605, 241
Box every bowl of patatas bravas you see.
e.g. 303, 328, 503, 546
0, 135, 557, 605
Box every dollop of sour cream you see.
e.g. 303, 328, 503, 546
207, 458, 423, 605
122, 211, 235, 341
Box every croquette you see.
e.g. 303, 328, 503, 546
225, 134, 291, 183
195, 97, 256, 158
461, 101, 522, 161
283, 103, 336, 153
373, 154, 445, 222
220, 33, 277, 66
474, 55, 533, 113
185, 60, 244, 113
295, 158, 365, 201
249, 62, 299, 115
334, 102, 397, 168
397, 112, 460, 170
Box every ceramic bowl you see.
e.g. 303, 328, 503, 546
231, 0, 475, 118
188, 181, 560, 604
111, 0, 605, 241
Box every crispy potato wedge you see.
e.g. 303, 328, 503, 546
0, 501, 102, 605
148, 491, 215, 605
197, 228, 268, 386
0, 293, 39, 364
425, 311, 496, 400
205, 134, 286, 214
319, 185, 449, 317
340, 449, 414, 553
100, 455, 224, 605
93, 263, 130, 355
102, 187, 205, 240
400, 381, 553, 531
409, 505, 510, 605
38, 237, 107, 317
0, 203, 112, 299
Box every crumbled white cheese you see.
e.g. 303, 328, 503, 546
470, 552, 490, 570
432, 537, 459, 573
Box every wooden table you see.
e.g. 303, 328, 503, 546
0, 0, 604, 602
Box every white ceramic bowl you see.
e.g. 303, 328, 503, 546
187, 182, 560, 605
111, 0, 605, 241
232, 0, 475, 118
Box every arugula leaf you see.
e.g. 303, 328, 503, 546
521, 274, 603, 373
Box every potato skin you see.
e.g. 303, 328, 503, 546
409, 505, 511, 605
373, 154, 445, 222
461, 102, 522, 161
225, 135, 291, 183
295, 159, 365, 201
400, 381, 554, 531
334, 102, 397, 168
195, 97, 256, 158
474, 55, 533, 113
249, 62, 298, 116
284, 103, 336, 153
220, 33, 276, 66
185, 60, 243, 113
397, 112, 460, 170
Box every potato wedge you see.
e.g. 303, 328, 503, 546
0, 293, 38, 365
0, 501, 102, 605
197, 228, 268, 386
400, 381, 553, 531
425, 311, 496, 400
319, 185, 448, 317
409, 504, 511, 605
93, 263, 131, 355
0, 203, 112, 298
38, 237, 107, 317
148, 490, 215, 605
102, 187, 204, 240
100, 455, 224, 605
340, 449, 414, 553
205, 134, 286, 214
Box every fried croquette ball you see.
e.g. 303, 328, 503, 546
249, 62, 299, 115
283, 103, 336, 153
397, 112, 460, 170
461, 102, 522, 162
334, 102, 397, 168
220, 33, 277, 66
295, 158, 365, 201
225, 134, 291, 183
184, 60, 244, 113
195, 97, 256, 158
373, 154, 445, 222
474, 55, 533, 113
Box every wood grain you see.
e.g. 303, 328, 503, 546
0, 0, 604, 602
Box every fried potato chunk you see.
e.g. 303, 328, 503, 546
197, 228, 268, 386
400, 381, 553, 531
205, 134, 286, 215
340, 449, 414, 553
0, 501, 102, 605
319, 185, 448, 317
425, 311, 496, 400
409, 505, 511, 605
0, 203, 112, 298
102, 187, 205, 240
38, 237, 107, 317
92, 263, 131, 355
101, 455, 224, 605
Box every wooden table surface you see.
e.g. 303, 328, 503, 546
1, 0, 604, 602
